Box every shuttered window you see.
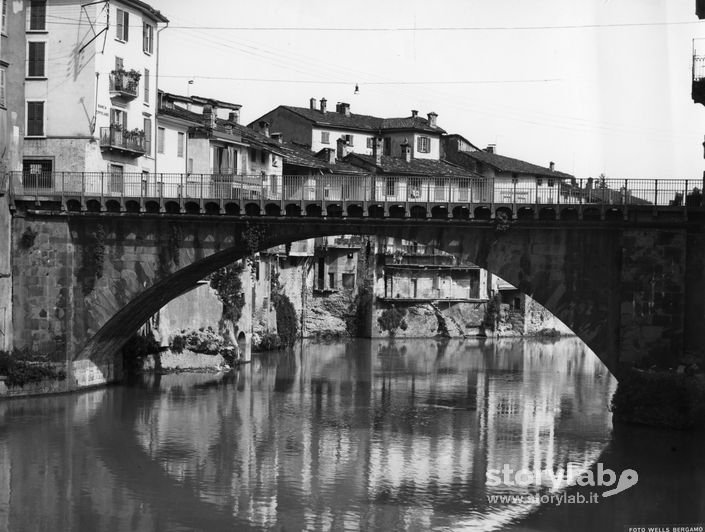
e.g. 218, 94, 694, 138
0, 68, 5, 107
144, 118, 152, 156
29, 0, 46, 31
143, 23, 153, 53
115, 9, 129, 41
27, 42, 46, 77
144, 68, 150, 103
26, 101, 45, 136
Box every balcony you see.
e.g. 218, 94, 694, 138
109, 69, 140, 100
100, 126, 147, 156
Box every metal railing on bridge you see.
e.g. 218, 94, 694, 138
6, 172, 701, 214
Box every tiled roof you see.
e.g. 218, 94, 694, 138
276, 106, 445, 134
158, 104, 286, 154
455, 150, 573, 179
157, 106, 203, 126
280, 142, 366, 174
282, 106, 383, 131
381, 117, 445, 134
346, 154, 480, 177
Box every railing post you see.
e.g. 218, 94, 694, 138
654, 179, 658, 206
159, 173, 164, 212
200, 173, 205, 213
60, 172, 66, 211
685, 179, 689, 217
512, 179, 517, 218
179, 173, 185, 212
100, 172, 105, 210
81, 172, 86, 211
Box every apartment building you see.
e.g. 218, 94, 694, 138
250, 98, 445, 161
8, 0, 167, 193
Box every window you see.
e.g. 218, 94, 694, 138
143, 118, 152, 155
177, 132, 184, 157
1, 0, 7, 34
109, 164, 124, 193
22, 159, 52, 188
409, 177, 422, 199
29, 0, 46, 31
0, 68, 5, 108
417, 136, 431, 153
366, 137, 374, 149
321, 131, 329, 144
115, 57, 124, 71
434, 178, 445, 201
343, 134, 353, 146
383, 137, 391, 156
386, 177, 396, 197
115, 8, 129, 41
26, 101, 44, 136
143, 68, 150, 103
328, 272, 336, 290
260, 150, 265, 164
27, 42, 46, 77
143, 23, 153, 54
157, 127, 165, 154
110, 108, 126, 128
342, 273, 355, 290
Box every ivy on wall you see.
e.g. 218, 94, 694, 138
210, 263, 246, 322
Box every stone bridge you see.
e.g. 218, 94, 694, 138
5, 173, 705, 388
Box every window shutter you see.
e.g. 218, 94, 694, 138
0, 69, 5, 107
144, 68, 150, 103
116, 10, 123, 39
123, 11, 129, 41
27, 101, 43, 136
28, 42, 45, 77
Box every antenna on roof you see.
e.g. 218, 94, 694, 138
354, 83, 359, 95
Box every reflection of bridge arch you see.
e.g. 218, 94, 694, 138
10, 208, 702, 385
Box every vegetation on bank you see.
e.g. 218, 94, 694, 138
377, 306, 408, 336
170, 327, 226, 355
0, 349, 67, 388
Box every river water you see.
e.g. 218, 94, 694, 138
0, 337, 703, 532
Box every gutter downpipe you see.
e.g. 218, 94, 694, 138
154, 19, 169, 176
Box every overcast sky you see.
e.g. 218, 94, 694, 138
150, 0, 705, 180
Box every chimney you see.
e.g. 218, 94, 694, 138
258, 120, 270, 137
400, 138, 411, 163
310, 97, 317, 110
337, 102, 350, 117
203, 104, 216, 130
411, 110, 418, 118
427, 112, 438, 128
320, 98, 327, 113
549, 161, 555, 172
228, 110, 240, 124
486, 144, 496, 154
271, 132, 283, 144
373, 136, 383, 166
336, 137, 348, 160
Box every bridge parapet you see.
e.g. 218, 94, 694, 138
6, 172, 701, 220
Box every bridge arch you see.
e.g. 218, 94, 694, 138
10, 211, 697, 387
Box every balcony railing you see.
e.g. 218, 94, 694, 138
99, 126, 146, 156
6, 173, 702, 214
109, 69, 140, 99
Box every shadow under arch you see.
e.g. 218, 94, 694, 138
73, 218, 623, 377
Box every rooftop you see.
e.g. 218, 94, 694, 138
280, 142, 365, 174
121, 0, 169, 23
454, 150, 574, 179
346, 154, 480, 177
253, 104, 445, 134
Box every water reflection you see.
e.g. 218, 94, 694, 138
3, 337, 679, 531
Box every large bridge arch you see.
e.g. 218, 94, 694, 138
11, 210, 702, 386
